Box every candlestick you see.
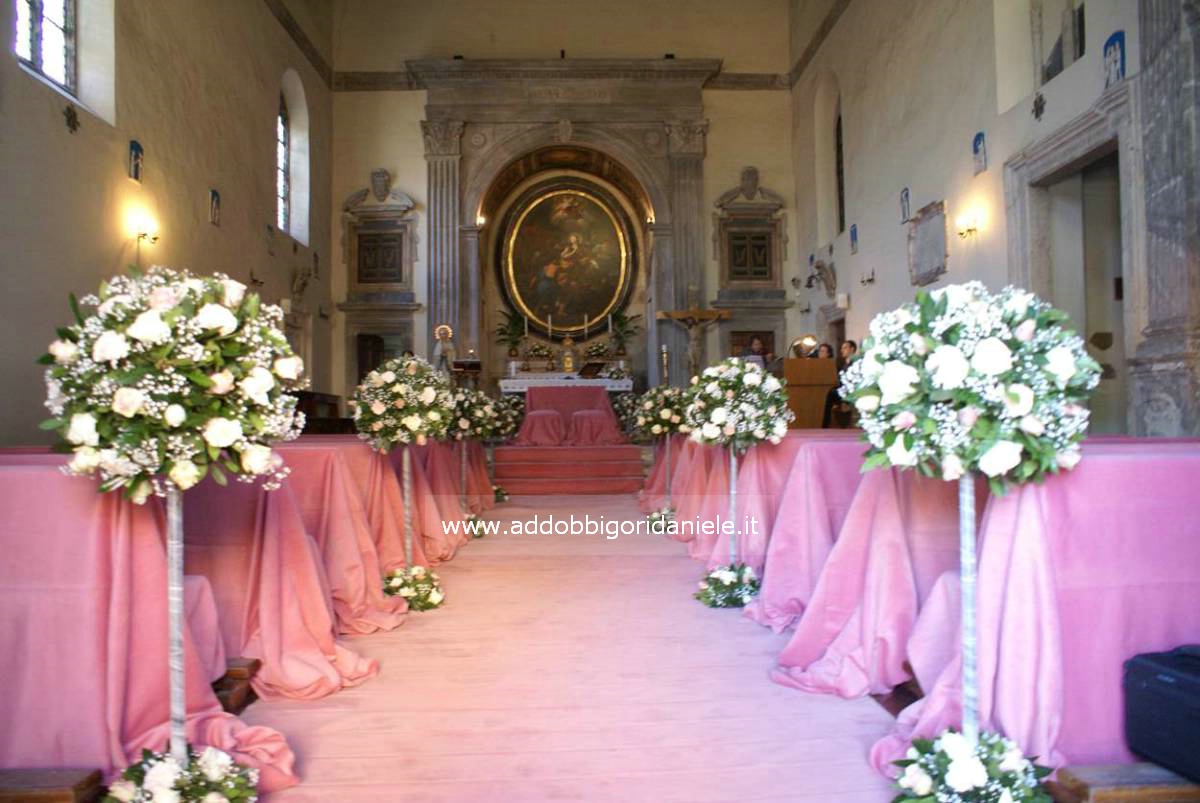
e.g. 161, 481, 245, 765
608, 314, 613, 334
524, 316, 529, 337
548, 315, 552, 340
584, 314, 589, 339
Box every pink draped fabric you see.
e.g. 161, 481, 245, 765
638, 434, 689, 513
744, 437, 868, 631
183, 478, 379, 701
0, 462, 297, 791
276, 444, 407, 634
870, 441, 1200, 772
413, 441, 469, 542
568, 409, 626, 446
184, 575, 227, 683
464, 441, 495, 514
514, 387, 624, 446
771, 469, 984, 698
513, 409, 566, 446
385, 445, 464, 563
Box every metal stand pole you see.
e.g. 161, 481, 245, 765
460, 439, 468, 514
402, 447, 414, 567
959, 473, 979, 745
728, 448, 739, 564
165, 486, 188, 765
664, 435, 673, 508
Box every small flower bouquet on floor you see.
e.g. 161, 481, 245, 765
646, 504, 675, 527
493, 483, 509, 502
104, 746, 259, 802
694, 563, 759, 608
384, 565, 445, 611
465, 514, 485, 538
894, 730, 1052, 803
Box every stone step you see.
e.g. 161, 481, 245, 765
1049, 763, 1200, 803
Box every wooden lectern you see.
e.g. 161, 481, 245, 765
783, 358, 838, 428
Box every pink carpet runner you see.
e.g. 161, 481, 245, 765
242, 494, 895, 802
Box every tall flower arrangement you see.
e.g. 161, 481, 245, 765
351, 356, 453, 610
843, 282, 1098, 797
491, 394, 524, 442
635, 385, 691, 523
610, 391, 640, 436
41, 267, 304, 500
448, 388, 500, 525
683, 358, 793, 607
41, 265, 303, 776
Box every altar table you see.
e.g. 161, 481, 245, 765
514, 386, 625, 446
0, 459, 296, 791
870, 440, 1200, 772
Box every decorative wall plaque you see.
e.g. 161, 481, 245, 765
907, 200, 948, 286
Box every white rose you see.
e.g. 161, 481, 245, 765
239, 444, 274, 475
148, 286, 182, 311
239, 366, 275, 406
898, 764, 933, 796
428, 588, 444, 605
142, 759, 181, 793
1019, 415, 1045, 436
855, 394, 880, 413
909, 332, 929, 356
369, 373, 385, 387
861, 347, 887, 378
202, 794, 229, 803
659, 409, 672, 420
933, 283, 971, 309
202, 417, 243, 448
763, 375, 782, 392
1057, 446, 1082, 470
92, 331, 130, 364
126, 309, 172, 344
273, 355, 303, 380
107, 779, 137, 802
111, 387, 145, 418
945, 756, 989, 792
710, 407, 729, 425
163, 404, 187, 428
427, 411, 441, 422
885, 438, 919, 467
380, 370, 396, 384
999, 789, 1016, 803
970, 337, 1013, 376
1045, 345, 1077, 387
196, 303, 239, 336
208, 369, 235, 395
219, 278, 247, 308
169, 460, 201, 490
743, 371, 762, 387
998, 745, 1028, 774
128, 480, 154, 506
877, 361, 920, 405
419, 386, 437, 405
403, 414, 423, 431
978, 440, 1023, 478
1004, 290, 1034, 317
96, 294, 134, 318
66, 412, 99, 446
49, 339, 79, 364
701, 422, 721, 440
941, 452, 965, 480
651, 424, 663, 435
371, 401, 387, 415
1014, 318, 1037, 342
937, 731, 975, 762
68, 446, 101, 473
926, 345, 970, 390
1003, 383, 1035, 417
399, 586, 416, 597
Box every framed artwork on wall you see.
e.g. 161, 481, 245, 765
907, 200, 948, 286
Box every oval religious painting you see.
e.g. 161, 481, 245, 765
502, 186, 633, 337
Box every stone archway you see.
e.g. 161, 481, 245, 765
411, 58, 719, 386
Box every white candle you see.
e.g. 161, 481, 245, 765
548, 315, 552, 339
584, 314, 589, 339
608, 314, 613, 334
524, 316, 528, 336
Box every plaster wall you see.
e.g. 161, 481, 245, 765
0, 0, 335, 445
788, 0, 1140, 347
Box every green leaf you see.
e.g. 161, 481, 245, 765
187, 370, 215, 388
244, 294, 260, 319
68, 293, 84, 325
38, 418, 64, 430
36, 354, 55, 365
210, 463, 227, 486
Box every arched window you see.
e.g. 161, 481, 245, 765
276, 69, 310, 244
276, 95, 290, 232
813, 71, 844, 246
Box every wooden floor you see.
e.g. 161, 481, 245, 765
244, 494, 896, 802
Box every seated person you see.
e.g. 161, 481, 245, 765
815, 343, 834, 359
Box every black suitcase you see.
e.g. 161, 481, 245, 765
1123, 645, 1200, 783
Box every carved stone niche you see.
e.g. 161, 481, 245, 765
711, 166, 792, 314
341, 168, 420, 298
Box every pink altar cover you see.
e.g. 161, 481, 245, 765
870, 440, 1200, 771
743, 437, 869, 631
771, 469, 984, 698
276, 443, 407, 634
0, 461, 296, 791
183, 477, 379, 701
514, 386, 624, 446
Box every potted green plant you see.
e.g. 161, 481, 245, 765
609, 311, 641, 356
494, 310, 525, 357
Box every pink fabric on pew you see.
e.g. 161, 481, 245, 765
184, 575, 227, 683
744, 437, 868, 631
414, 441, 468, 542
385, 444, 464, 563
0, 462, 296, 791
568, 408, 626, 446
666, 439, 721, 530
183, 477, 379, 701
514, 409, 566, 446
870, 440, 1200, 771
515, 387, 624, 446
293, 435, 432, 571
771, 469, 984, 698
277, 444, 407, 634
638, 434, 689, 513
464, 441, 495, 514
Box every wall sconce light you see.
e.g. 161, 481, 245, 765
476, 214, 486, 226
859, 269, 876, 286
248, 269, 265, 288
646, 213, 655, 225
956, 211, 980, 238
797, 301, 812, 314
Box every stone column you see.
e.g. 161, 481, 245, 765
460, 224, 482, 357
1129, 1, 1200, 435
664, 120, 708, 385
422, 120, 465, 356
646, 223, 673, 386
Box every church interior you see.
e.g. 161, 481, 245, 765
2, 1, 1200, 801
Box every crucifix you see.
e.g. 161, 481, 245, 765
656, 298, 730, 379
